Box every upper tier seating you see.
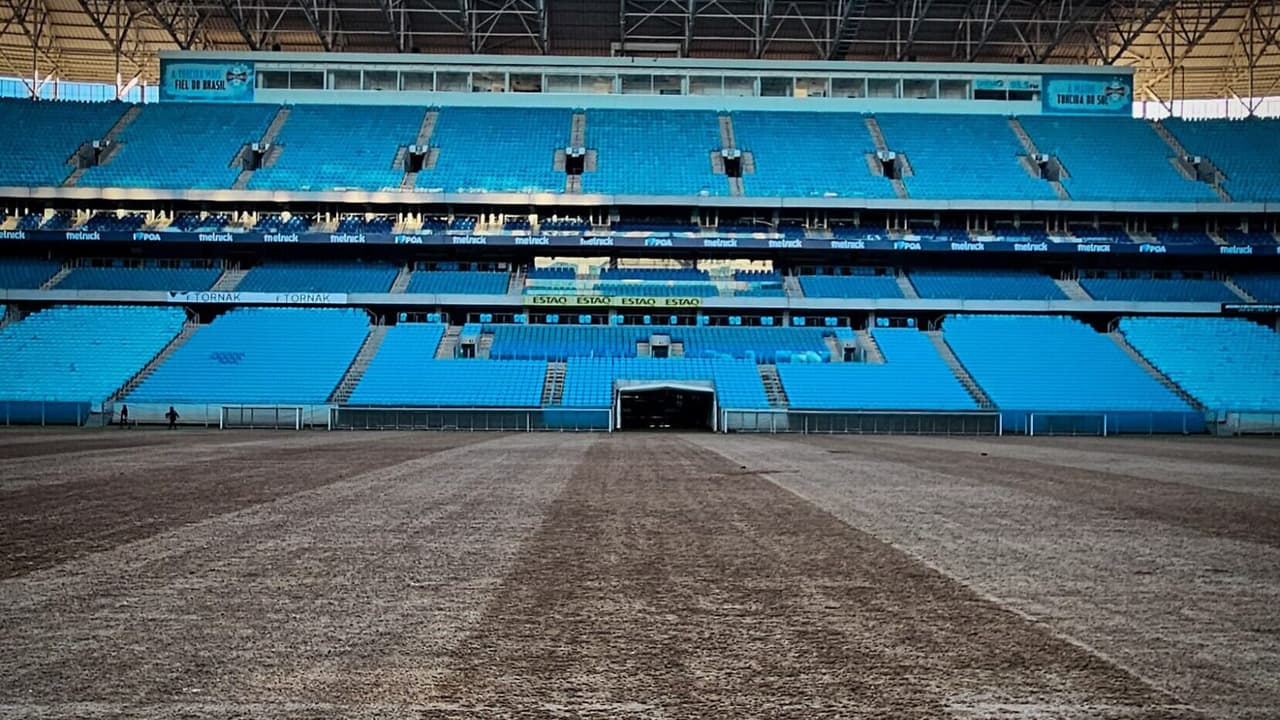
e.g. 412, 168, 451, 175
487, 324, 829, 362
798, 273, 903, 299
1163, 118, 1280, 202
563, 358, 768, 408
777, 328, 976, 411
238, 261, 397, 293
1153, 230, 1216, 248
583, 109, 724, 196
128, 307, 367, 404
1078, 275, 1237, 302
733, 111, 893, 198
0, 305, 184, 403
1224, 229, 1277, 246
79, 103, 277, 189
1018, 116, 1217, 202
1119, 316, 1280, 411
595, 282, 719, 297
55, 264, 221, 291
1232, 274, 1280, 302
418, 106, 570, 193
875, 114, 1056, 200
406, 270, 508, 294
0, 99, 125, 186
351, 324, 546, 406
907, 270, 1066, 300
249, 105, 424, 191
0, 258, 60, 289
943, 314, 1194, 414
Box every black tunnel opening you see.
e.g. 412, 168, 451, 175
619, 387, 714, 431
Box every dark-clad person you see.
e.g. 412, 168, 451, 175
119, 404, 128, 429
165, 406, 179, 430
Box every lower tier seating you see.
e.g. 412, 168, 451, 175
563, 358, 768, 409
1232, 274, 1280, 302
0, 258, 61, 289
943, 315, 1195, 425
1079, 276, 1237, 302
777, 328, 975, 411
353, 324, 543, 407
1119, 316, 1280, 412
798, 274, 903, 299
0, 305, 185, 404
128, 307, 368, 404
406, 270, 509, 294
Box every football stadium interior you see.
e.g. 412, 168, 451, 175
2, 1, 1280, 717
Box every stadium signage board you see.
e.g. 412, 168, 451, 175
525, 296, 704, 308
1041, 74, 1133, 115
1222, 303, 1280, 313
159, 59, 255, 102
167, 291, 349, 305
13, 229, 1279, 257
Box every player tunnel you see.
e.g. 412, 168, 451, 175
614, 381, 716, 431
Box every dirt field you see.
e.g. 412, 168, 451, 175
0, 430, 1276, 719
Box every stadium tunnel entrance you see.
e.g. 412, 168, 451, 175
615, 381, 716, 431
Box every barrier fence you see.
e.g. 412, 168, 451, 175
330, 406, 613, 432
722, 409, 1003, 435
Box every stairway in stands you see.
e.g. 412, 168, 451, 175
110, 321, 201, 401
400, 109, 440, 189
895, 272, 919, 299
1224, 276, 1256, 302
542, 362, 566, 405
855, 329, 886, 364
1151, 121, 1232, 202
1009, 117, 1071, 200
864, 116, 908, 199
1107, 331, 1204, 411
390, 265, 413, 293
435, 325, 461, 359
64, 105, 140, 187
784, 274, 804, 298
211, 264, 249, 291
39, 264, 73, 290
1053, 276, 1093, 301
926, 331, 994, 408
757, 365, 789, 408
507, 266, 526, 294
329, 325, 389, 403
233, 107, 291, 189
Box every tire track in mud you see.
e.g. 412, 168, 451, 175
426, 435, 1193, 719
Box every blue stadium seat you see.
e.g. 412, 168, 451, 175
799, 273, 903, 299
1232, 274, 1280, 302
908, 270, 1066, 300
417, 106, 570, 193
128, 307, 368, 404
563, 358, 767, 408
583, 109, 724, 196
1078, 275, 1237, 302
1120, 316, 1280, 411
238, 261, 397, 293
406, 270, 509, 294
1163, 118, 1280, 202
733, 111, 893, 198
0, 258, 61, 289
55, 265, 220, 291
0, 99, 126, 186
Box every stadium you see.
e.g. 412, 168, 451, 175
1, 0, 1279, 717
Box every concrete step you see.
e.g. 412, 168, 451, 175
855, 329, 886, 364
927, 331, 994, 409
329, 325, 389, 403
1109, 331, 1204, 411
569, 113, 586, 147
390, 265, 412, 294
1224, 277, 1256, 302
1054, 277, 1092, 301
40, 264, 73, 290
111, 321, 201, 401
718, 114, 736, 149
542, 361, 566, 405
477, 332, 494, 359
757, 364, 789, 408
435, 325, 461, 359
1008, 117, 1040, 155
784, 275, 804, 298
864, 115, 889, 153
211, 266, 248, 292
507, 267, 526, 295
895, 273, 919, 299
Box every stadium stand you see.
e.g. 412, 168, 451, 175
237, 261, 397, 293
1223, 228, 1277, 246
418, 106, 570, 193
907, 270, 1066, 300
78, 103, 277, 189
874, 114, 1056, 200
81, 212, 146, 232
1152, 229, 1217, 248
1231, 274, 1280, 302
0, 305, 184, 412
777, 328, 976, 410
406, 269, 509, 294
255, 214, 312, 233
1018, 116, 1217, 202
733, 111, 893, 198
1078, 274, 1237, 302
0, 99, 125, 186
596, 282, 719, 297
583, 109, 724, 195
351, 323, 546, 406
486, 323, 829, 362
0, 258, 61, 288
563, 358, 768, 408
249, 104, 424, 191
943, 315, 1198, 431
1163, 118, 1280, 202
128, 307, 368, 404
1119, 316, 1280, 412
55, 262, 221, 291
798, 271, 903, 299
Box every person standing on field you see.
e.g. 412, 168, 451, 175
165, 406, 179, 430
119, 404, 128, 429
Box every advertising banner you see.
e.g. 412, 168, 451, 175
166, 291, 348, 305
1041, 73, 1133, 115
159, 59, 255, 102
523, 296, 704, 308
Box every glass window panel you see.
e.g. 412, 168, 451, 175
620, 74, 652, 94
723, 76, 753, 97
437, 71, 469, 92
832, 77, 866, 98
472, 71, 505, 92
259, 70, 289, 89
654, 74, 682, 95
364, 70, 397, 91
510, 73, 542, 92
796, 76, 829, 97
868, 77, 900, 98
761, 76, 792, 97
581, 74, 613, 94
401, 71, 434, 91
939, 79, 969, 99
290, 71, 324, 90
689, 75, 723, 95
903, 78, 937, 99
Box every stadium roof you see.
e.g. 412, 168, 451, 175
1, 0, 1277, 105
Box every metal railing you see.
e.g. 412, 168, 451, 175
722, 409, 1002, 435
331, 406, 612, 431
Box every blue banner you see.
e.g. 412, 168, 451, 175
159, 59, 255, 102
1041, 74, 1133, 115
1, 228, 1277, 257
